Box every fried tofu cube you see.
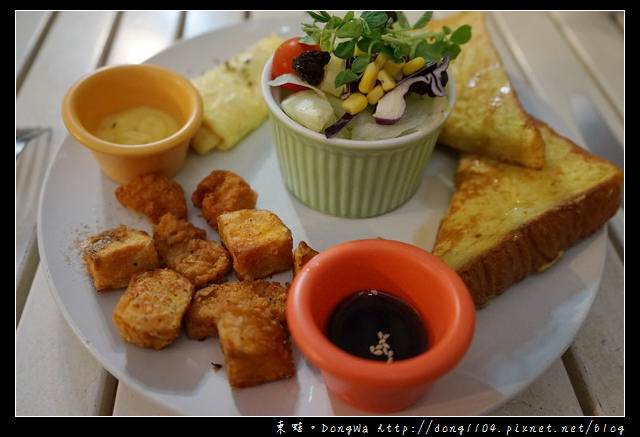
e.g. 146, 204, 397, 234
184, 284, 222, 340
153, 213, 207, 263
191, 170, 258, 231
217, 209, 293, 280
168, 239, 232, 288
82, 225, 159, 291
219, 305, 295, 387
152, 213, 231, 287
115, 172, 187, 224
112, 269, 194, 349
184, 280, 293, 387
293, 241, 319, 276
185, 280, 287, 339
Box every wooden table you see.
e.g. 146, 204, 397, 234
15, 10, 624, 416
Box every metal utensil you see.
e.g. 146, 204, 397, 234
16, 127, 51, 158
569, 93, 624, 171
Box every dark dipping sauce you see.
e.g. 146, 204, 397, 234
324, 290, 428, 362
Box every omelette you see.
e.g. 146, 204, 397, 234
426, 12, 545, 169
190, 34, 283, 154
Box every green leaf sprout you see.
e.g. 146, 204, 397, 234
299, 11, 472, 88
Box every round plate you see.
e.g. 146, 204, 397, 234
37, 17, 606, 416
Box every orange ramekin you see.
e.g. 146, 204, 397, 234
62, 64, 203, 183
287, 239, 475, 413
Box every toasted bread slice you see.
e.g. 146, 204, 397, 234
432, 119, 623, 307
426, 11, 545, 169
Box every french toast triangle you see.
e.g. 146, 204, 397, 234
426, 11, 546, 169
432, 119, 623, 308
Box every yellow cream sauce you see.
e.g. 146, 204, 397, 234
94, 106, 179, 145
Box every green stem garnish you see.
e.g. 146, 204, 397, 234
299, 11, 471, 88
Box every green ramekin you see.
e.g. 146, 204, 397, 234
261, 56, 456, 218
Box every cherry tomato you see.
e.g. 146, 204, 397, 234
272, 37, 321, 91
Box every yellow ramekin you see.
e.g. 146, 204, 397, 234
62, 64, 203, 183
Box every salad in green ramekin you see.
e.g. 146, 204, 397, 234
268, 11, 471, 141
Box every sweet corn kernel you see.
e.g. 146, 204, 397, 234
402, 57, 426, 75
384, 60, 405, 78
358, 62, 379, 94
374, 53, 388, 68
342, 92, 368, 115
376, 69, 396, 91
366, 85, 385, 105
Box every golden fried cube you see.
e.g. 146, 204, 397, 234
218, 306, 295, 388
184, 284, 222, 340
184, 280, 293, 387
153, 213, 207, 264
191, 170, 257, 231
217, 209, 293, 280
293, 241, 319, 276
115, 173, 187, 224
82, 225, 159, 291
152, 213, 231, 287
168, 239, 232, 288
112, 269, 194, 349
185, 280, 287, 340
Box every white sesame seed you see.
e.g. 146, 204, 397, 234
370, 330, 395, 360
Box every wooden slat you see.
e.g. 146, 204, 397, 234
182, 10, 245, 39
612, 11, 624, 32
113, 384, 178, 416
104, 11, 182, 65
15, 10, 120, 416
16, 269, 118, 415
562, 241, 625, 415
489, 359, 583, 415
490, 11, 622, 146
548, 11, 624, 120
16, 11, 117, 324
15, 11, 48, 68
15, 11, 115, 141
15, 11, 55, 93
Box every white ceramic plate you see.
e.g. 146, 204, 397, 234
38, 18, 606, 416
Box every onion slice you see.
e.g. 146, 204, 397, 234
373, 55, 450, 125
373, 77, 428, 125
